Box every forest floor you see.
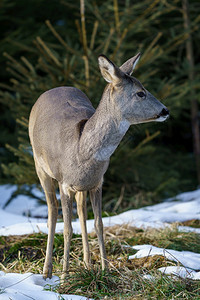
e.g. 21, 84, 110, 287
0, 186, 200, 299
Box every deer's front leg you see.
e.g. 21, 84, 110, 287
76, 191, 91, 268
59, 184, 74, 279
90, 187, 107, 270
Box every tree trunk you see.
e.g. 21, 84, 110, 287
182, 0, 200, 185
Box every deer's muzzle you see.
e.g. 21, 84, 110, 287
156, 107, 169, 122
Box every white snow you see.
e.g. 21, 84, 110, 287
0, 272, 90, 300
0, 185, 48, 218
128, 245, 200, 279
0, 185, 200, 298
4, 195, 48, 218
158, 266, 200, 280
1, 186, 200, 236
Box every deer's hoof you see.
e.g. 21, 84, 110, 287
43, 263, 53, 279
61, 272, 68, 281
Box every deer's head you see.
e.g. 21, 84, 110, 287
98, 54, 169, 125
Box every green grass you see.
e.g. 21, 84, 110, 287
126, 225, 200, 253
58, 267, 200, 299
1, 224, 200, 299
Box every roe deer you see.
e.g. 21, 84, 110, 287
29, 53, 169, 279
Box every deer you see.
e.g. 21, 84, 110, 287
29, 53, 169, 279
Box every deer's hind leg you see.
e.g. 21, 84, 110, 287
90, 186, 107, 270
76, 191, 91, 268
35, 162, 58, 279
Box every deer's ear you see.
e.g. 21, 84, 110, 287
120, 53, 141, 75
98, 55, 122, 83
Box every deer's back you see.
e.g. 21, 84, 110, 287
29, 87, 95, 181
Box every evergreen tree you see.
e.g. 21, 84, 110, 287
1, 0, 200, 211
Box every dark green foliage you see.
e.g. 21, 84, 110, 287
0, 0, 200, 210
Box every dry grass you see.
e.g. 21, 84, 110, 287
1, 223, 200, 299
179, 219, 200, 228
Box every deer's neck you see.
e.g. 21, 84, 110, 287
79, 87, 130, 162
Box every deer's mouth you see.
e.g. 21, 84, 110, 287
155, 107, 169, 122
133, 108, 169, 124
155, 115, 168, 122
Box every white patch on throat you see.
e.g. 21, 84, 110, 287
95, 145, 116, 162
94, 120, 130, 162
118, 120, 130, 135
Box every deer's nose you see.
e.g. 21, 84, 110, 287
160, 108, 169, 116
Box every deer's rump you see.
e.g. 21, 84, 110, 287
29, 86, 95, 181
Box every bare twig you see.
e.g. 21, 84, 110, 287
80, 0, 88, 56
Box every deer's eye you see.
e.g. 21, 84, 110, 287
137, 91, 146, 98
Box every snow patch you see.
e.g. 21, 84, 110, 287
158, 266, 200, 280
0, 272, 91, 300
129, 244, 200, 270
1, 187, 200, 236
1, 185, 200, 298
